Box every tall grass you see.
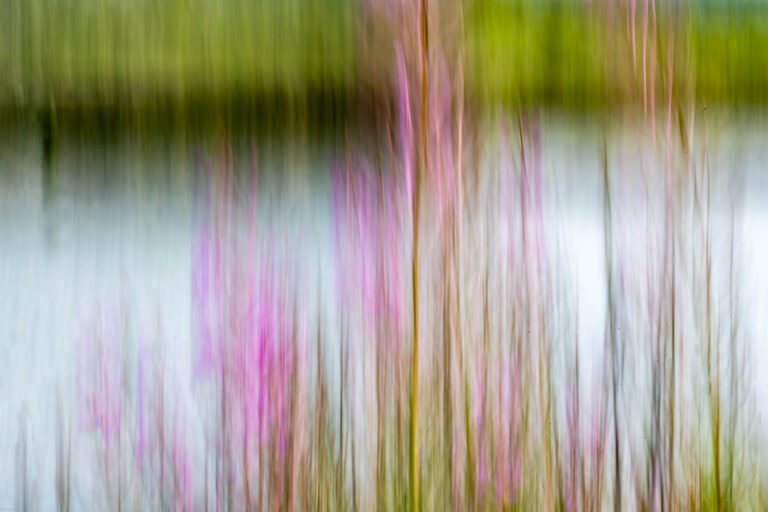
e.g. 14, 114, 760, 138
56, 1, 766, 511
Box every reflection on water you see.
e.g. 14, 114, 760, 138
1, 110, 767, 509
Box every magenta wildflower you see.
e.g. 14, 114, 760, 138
331, 154, 406, 339
78, 306, 124, 450
170, 406, 193, 512
135, 338, 148, 469
397, 46, 415, 207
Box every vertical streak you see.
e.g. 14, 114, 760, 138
410, 0, 429, 510
642, 0, 649, 119
602, 137, 622, 512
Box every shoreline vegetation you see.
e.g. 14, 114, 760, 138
1, 1, 767, 110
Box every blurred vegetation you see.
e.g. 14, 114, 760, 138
1, 0, 767, 108
466, 0, 768, 107
0, 0, 356, 107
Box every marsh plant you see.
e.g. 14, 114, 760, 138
56, 1, 766, 511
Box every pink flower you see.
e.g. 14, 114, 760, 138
134, 339, 148, 468
170, 407, 192, 512
78, 306, 124, 450
331, 156, 406, 340
396, 46, 415, 207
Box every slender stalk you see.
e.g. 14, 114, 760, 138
602, 136, 622, 512
409, 0, 429, 510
